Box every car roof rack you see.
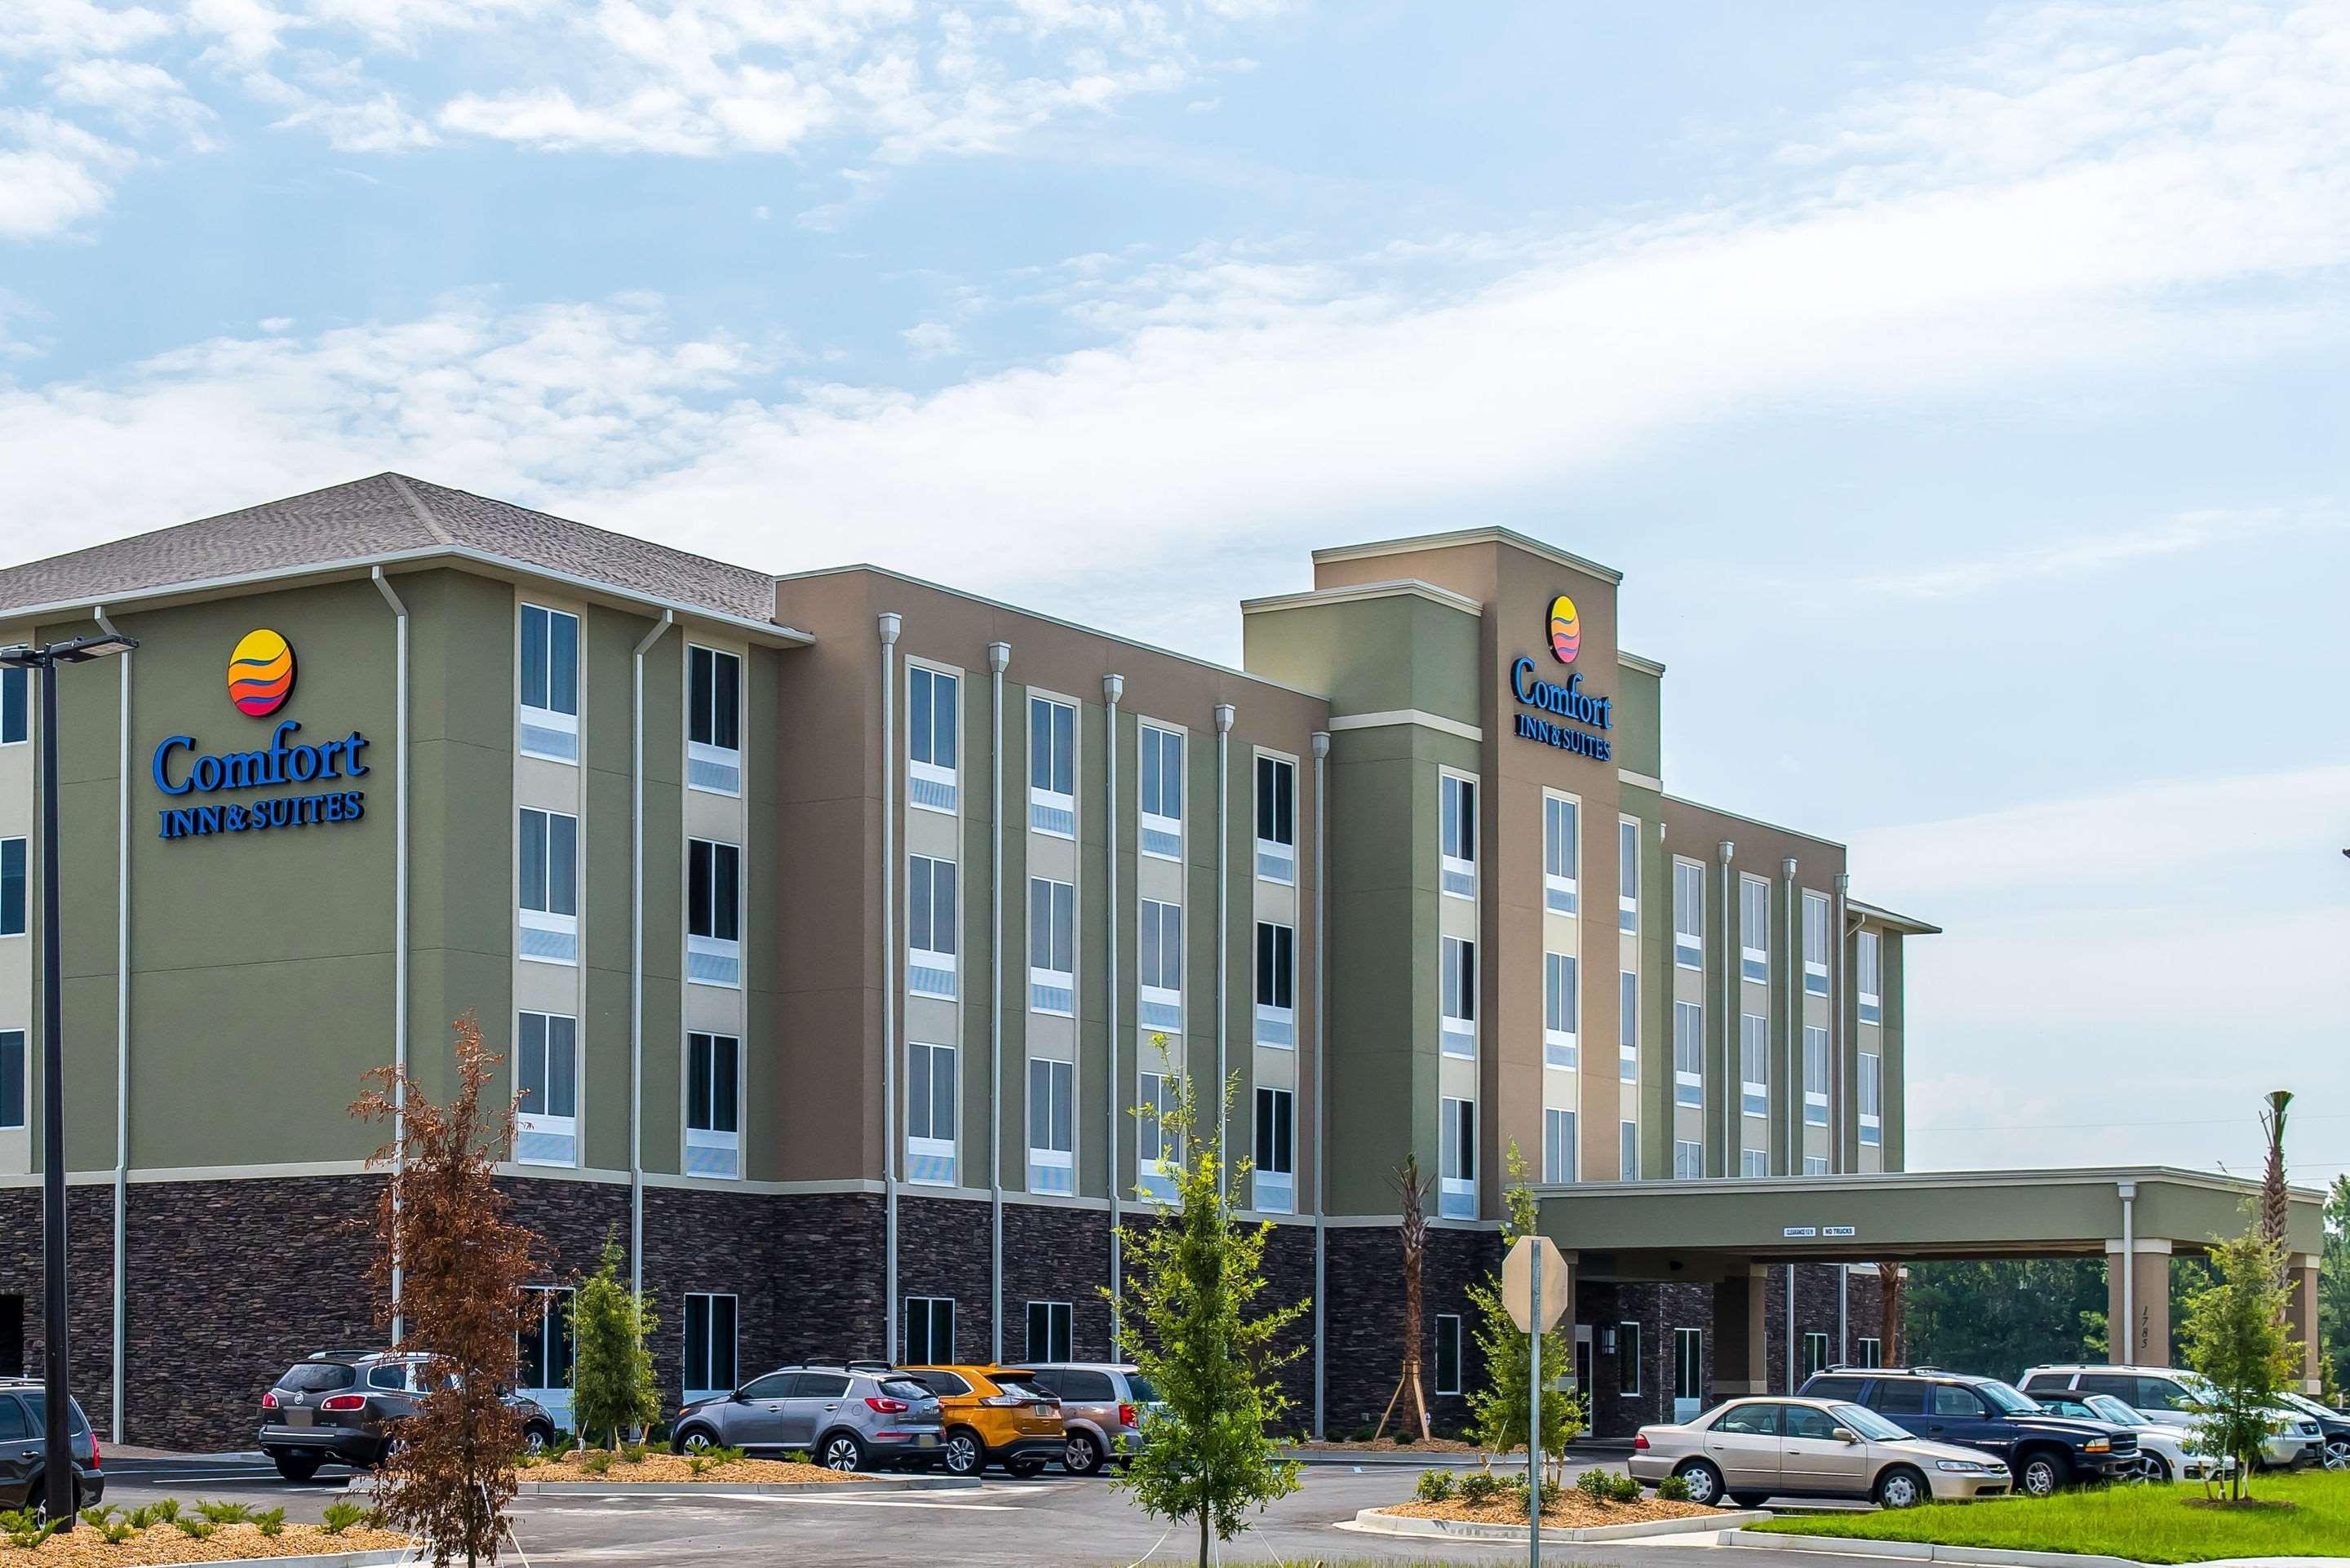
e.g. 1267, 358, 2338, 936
1822, 1364, 1944, 1375
307, 1349, 382, 1360
844, 1361, 896, 1373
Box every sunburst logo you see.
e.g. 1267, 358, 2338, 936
228, 629, 295, 716
1547, 595, 1581, 665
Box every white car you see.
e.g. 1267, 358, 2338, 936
2028, 1390, 2232, 1482
2018, 1365, 2321, 1469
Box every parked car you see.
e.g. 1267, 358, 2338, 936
900, 1366, 1063, 1478
0, 1380, 104, 1521
2272, 1391, 2350, 1471
2027, 1390, 2230, 1482
670, 1363, 945, 1473
1629, 1395, 2012, 1508
1022, 1363, 1161, 1475
2018, 1364, 2321, 1469
1798, 1366, 2140, 1495
259, 1351, 558, 1482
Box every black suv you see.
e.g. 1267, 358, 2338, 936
1798, 1367, 2140, 1496
259, 1351, 558, 1482
0, 1380, 104, 1521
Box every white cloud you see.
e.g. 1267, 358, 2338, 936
0, 109, 134, 239
47, 58, 219, 146
899, 320, 965, 358
0, 0, 176, 60
1850, 507, 2348, 600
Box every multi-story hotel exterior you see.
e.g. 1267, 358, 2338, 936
0, 475, 2320, 1451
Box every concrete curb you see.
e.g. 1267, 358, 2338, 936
512, 1475, 981, 1497
1350, 1506, 1771, 1543
151, 1552, 412, 1568
1722, 1528, 2144, 1568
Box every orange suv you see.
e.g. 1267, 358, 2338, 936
902, 1366, 1064, 1478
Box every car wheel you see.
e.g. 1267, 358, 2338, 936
27, 1482, 78, 1529
1874, 1466, 1927, 1510
2324, 1438, 2350, 1472
273, 1455, 322, 1483
1674, 1459, 1725, 1508
675, 1424, 719, 1455
1728, 1493, 1771, 1508
941, 1429, 983, 1477
2018, 1454, 2064, 1497
819, 1433, 867, 1473
1007, 1455, 1048, 1479
523, 1424, 552, 1456
2139, 1453, 2171, 1484
1063, 1432, 1104, 1476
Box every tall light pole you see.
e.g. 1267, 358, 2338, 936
0, 631, 138, 1531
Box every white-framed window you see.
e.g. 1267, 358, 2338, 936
0, 839, 22, 937
904, 1297, 955, 1364
1026, 1300, 1073, 1363
0, 666, 24, 746
1618, 817, 1639, 933
1255, 754, 1296, 884
1740, 874, 1770, 984
0, 1030, 24, 1130
907, 1039, 958, 1186
1253, 1086, 1294, 1213
686, 644, 743, 795
1802, 891, 1829, 997
1027, 1056, 1075, 1194
1857, 930, 1882, 1025
1674, 1139, 1704, 1180
1804, 1024, 1829, 1127
1804, 1154, 1829, 1175
1673, 859, 1704, 969
1028, 695, 1076, 836
1860, 1050, 1882, 1146
1254, 920, 1295, 1048
1804, 1332, 1831, 1378
1673, 999, 1702, 1108
1543, 951, 1577, 1069
517, 1286, 574, 1394
685, 1031, 740, 1179
515, 1012, 578, 1167
1138, 723, 1183, 858
1439, 936, 1476, 1057
1544, 794, 1578, 915
684, 1293, 738, 1402
1543, 1107, 1577, 1185
1618, 1321, 1643, 1396
1676, 1327, 1705, 1403
908, 665, 960, 813
1439, 1096, 1476, 1219
1740, 1012, 1768, 1118
517, 808, 579, 963
1620, 1118, 1638, 1180
1439, 772, 1477, 899
907, 854, 959, 999
687, 838, 742, 987
1138, 898, 1183, 1030
1856, 1335, 1882, 1368
1434, 1314, 1463, 1396
1742, 1148, 1769, 1177
1619, 968, 1638, 1083
1137, 1069, 1181, 1202
518, 603, 581, 763
1027, 877, 1075, 1015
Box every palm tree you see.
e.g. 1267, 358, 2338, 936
2261, 1091, 2293, 1287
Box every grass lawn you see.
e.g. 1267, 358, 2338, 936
1749, 1469, 2350, 1563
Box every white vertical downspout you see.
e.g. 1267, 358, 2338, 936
2119, 1180, 2137, 1364
367, 570, 410, 1345
1213, 704, 1235, 1155
95, 606, 129, 1442
1102, 675, 1124, 1358
1831, 871, 1850, 1176
627, 610, 672, 1299
1310, 729, 1329, 1438
1716, 839, 1733, 1176
879, 613, 902, 1362
988, 641, 1010, 1363
1780, 858, 1798, 1176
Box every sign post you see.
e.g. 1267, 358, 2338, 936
1501, 1234, 1569, 1566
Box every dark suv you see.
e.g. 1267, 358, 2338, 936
1797, 1367, 2140, 1496
259, 1351, 558, 1482
0, 1380, 104, 1521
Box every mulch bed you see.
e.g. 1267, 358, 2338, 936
1385, 1494, 1719, 1528
7, 1522, 410, 1562
519, 1452, 863, 1485
1294, 1436, 1484, 1455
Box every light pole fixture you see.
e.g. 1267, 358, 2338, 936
0, 631, 138, 1531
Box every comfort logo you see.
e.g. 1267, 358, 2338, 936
228, 629, 295, 716
1546, 595, 1581, 665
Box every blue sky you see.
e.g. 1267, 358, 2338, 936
3, 0, 2346, 1180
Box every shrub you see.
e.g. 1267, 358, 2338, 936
1459, 1469, 1503, 1505
579, 1449, 616, 1476
78, 1505, 118, 1529
1413, 1468, 1458, 1503
1607, 1471, 1643, 1504
1656, 1473, 1692, 1502
198, 1499, 255, 1524
255, 1507, 286, 1538
0, 1508, 58, 1550
620, 1442, 650, 1464
1576, 1466, 1612, 1503
172, 1518, 217, 1539
1392, 1427, 1417, 1446
1537, 1477, 1561, 1510
321, 1500, 373, 1536
686, 1444, 747, 1476
102, 1523, 133, 1544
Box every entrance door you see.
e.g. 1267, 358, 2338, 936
1574, 1325, 1594, 1396
0, 1297, 20, 1379
1674, 1327, 1703, 1423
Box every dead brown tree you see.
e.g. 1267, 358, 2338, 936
1372, 1154, 1435, 1442
1873, 1261, 1906, 1366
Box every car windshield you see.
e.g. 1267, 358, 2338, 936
1978, 1380, 2040, 1414
2085, 1395, 2143, 1426
2277, 1393, 2326, 1420
1833, 1404, 1909, 1442
1127, 1375, 1161, 1404
276, 1362, 357, 1392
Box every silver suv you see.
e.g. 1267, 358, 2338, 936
1022, 1363, 1160, 1476
670, 1363, 945, 1473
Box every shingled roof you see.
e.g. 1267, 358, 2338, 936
0, 473, 787, 627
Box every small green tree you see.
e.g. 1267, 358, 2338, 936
1109, 1073, 1306, 1568
1463, 1143, 1583, 1486
570, 1234, 661, 1451
2178, 1224, 2300, 1500
2319, 1174, 2348, 1402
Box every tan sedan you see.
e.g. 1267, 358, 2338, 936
1631, 1396, 2015, 1509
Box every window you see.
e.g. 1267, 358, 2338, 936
515, 1012, 578, 1166
1439, 937, 1476, 1056
1673, 860, 1703, 968
1803, 1154, 1829, 1176
1254, 921, 1295, 1047
1740, 875, 1770, 983
1859, 1051, 1882, 1146
1027, 878, 1075, 1014
907, 1040, 957, 1186
904, 1297, 955, 1364
908, 666, 959, 812
1138, 899, 1182, 1029
1543, 794, 1577, 914
1715, 1402, 1781, 1437
1543, 1107, 1577, 1185
1027, 1057, 1075, 1194
1439, 773, 1476, 898
0, 839, 23, 935
1803, 1025, 1829, 1127
688, 839, 743, 987
907, 855, 959, 999
1138, 724, 1182, 857
1802, 891, 1829, 996
1026, 1301, 1073, 1363
1543, 952, 1577, 1069
1137, 1070, 1181, 1201
0, 1031, 21, 1130
1674, 1327, 1703, 1402
1673, 1000, 1702, 1108
1619, 969, 1638, 1083
1674, 1139, 1704, 1180
1617, 1322, 1643, 1396
1872, 1379, 1930, 1417
1740, 1012, 1768, 1118
1857, 930, 1882, 1024
684, 1293, 738, 1397
1620, 1118, 1638, 1180
685, 1032, 740, 1179
1439, 1096, 1476, 1219
1742, 1148, 1769, 1177
1856, 1336, 1882, 1369
517, 808, 579, 963
518, 605, 580, 761
517, 1287, 574, 1391
1253, 1087, 1294, 1213
687, 645, 743, 794
1618, 818, 1639, 932
1028, 696, 1075, 835
1803, 1332, 1830, 1378
0, 667, 23, 746
1434, 1315, 1464, 1396
1255, 755, 1295, 883
1802, 1375, 1864, 1402
1935, 1383, 1986, 1418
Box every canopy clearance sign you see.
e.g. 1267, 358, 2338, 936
1510, 594, 1613, 761
152, 629, 372, 841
